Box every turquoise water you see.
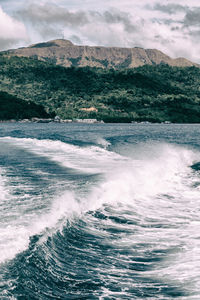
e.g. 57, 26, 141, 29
0, 123, 200, 299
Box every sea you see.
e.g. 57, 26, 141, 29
0, 122, 200, 299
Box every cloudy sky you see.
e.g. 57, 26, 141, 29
1, 0, 200, 62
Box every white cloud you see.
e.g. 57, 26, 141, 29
0, 5, 28, 50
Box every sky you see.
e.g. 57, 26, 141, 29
0, 0, 200, 62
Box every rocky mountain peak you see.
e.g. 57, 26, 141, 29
3, 39, 199, 69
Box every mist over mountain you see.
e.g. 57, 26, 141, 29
4, 39, 199, 69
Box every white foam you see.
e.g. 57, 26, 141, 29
84, 143, 198, 211
0, 170, 31, 263
80, 143, 200, 295
96, 137, 111, 149
0, 168, 10, 203
0, 137, 123, 174
0, 187, 79, 264
30, 191, 80, 237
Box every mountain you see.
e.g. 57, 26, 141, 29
1, 54, 200, 123
3, 39, 199, 69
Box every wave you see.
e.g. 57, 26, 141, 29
0, 137, 120, 264
1, 137, 200, 298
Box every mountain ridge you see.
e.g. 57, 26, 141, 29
3, 39, 199, 69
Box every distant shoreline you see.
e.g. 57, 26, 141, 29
1, 119, 199, 125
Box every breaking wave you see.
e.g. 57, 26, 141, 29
1, 134, 200, 299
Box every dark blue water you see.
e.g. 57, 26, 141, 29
0, 123, 200, 299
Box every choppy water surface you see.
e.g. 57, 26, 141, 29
0, 123, 200, 299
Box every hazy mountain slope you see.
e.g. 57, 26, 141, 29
3, 39, 198, 69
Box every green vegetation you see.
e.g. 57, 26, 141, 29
1, 54, 200, 122
0, 91, 51, 120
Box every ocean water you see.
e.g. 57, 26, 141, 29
0, 123, 200, 299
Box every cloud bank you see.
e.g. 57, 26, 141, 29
0, 5, 27, 49
0, 0, 200, 63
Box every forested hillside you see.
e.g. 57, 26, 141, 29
0, 90, 51, 120
1, 54, 200, 122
